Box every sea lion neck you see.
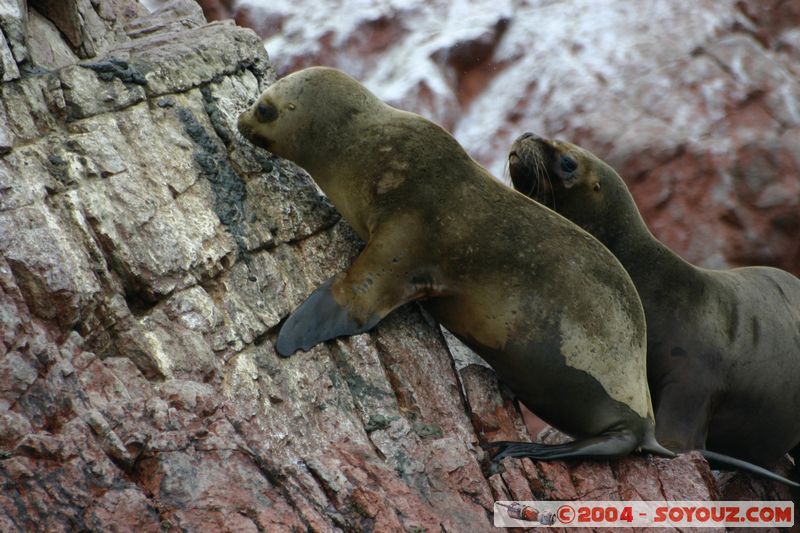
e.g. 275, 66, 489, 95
601, 182, 700, 296
289, 103, 387, 240
310, 109, 482, 241
617, 231, 697, 287
290, 102, 382, 183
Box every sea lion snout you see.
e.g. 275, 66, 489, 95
509, 132, 549, 162
516, 131, 541, 143
237, 109, 274, 150
510, 132, 542, 155
236, 112, 251, 135
255, 101, 279, 123
508, 134, 553, 203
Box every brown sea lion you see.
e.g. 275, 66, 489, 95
508, 132, 800, 485
237, 67, 674, 462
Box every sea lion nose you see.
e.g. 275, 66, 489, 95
517, 132, 542, 142
256, 101, 279, 122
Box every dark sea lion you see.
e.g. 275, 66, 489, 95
508, 132, 800, 486
237, 67, 674, 462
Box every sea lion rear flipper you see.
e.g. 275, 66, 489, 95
701, 450, 800, 488
276, 235, 442, 357
483, 432, 639, 461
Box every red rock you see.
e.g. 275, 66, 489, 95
534, 460, 580, 501
85, 489, 162, 533
571, 461, 619, 501
459, 363, 528, 442
499, 458, 535, 501
0, 411, 31, 448
0, 351, 38, 409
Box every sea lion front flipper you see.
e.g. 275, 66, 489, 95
276, 234, 441, 357
275, 276, 382, 356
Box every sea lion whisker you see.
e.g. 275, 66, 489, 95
534, 152, 552, 208
523, 152, 539, 198
546, 173, 557, 211
502, 157, 511, 185
537, 152, 555, 210
517, 148, 540, 199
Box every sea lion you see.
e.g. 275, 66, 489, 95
237, 67, 673, 461
508, 132, 800, 483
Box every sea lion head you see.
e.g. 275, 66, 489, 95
237, 67, 382, 175
508, 132, 625, 243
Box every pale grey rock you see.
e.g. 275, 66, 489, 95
0, 24, 18, 81
441, 326, 490, 371
0, 257, 27, 352
0, 104, 11, 153
162, 285, 222, 332
60, 61, 146, 120
0, 0, 27, 64
125, 0, 206, 39
0, 202, 102, 327
29, 0, 119, 59
26, 9, 80, 70
0, 74, 65, 144
0, 152, 48, 211
121, 21, 270, 97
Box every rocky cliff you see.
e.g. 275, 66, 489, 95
0, 1, 794, 532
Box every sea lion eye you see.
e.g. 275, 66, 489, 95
593, 182, 601, 192
560, 155, 578, 173
256, 102, 278, 122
